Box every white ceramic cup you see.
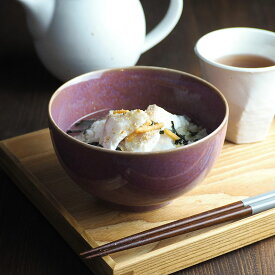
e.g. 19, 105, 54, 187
194, 27, 275, 144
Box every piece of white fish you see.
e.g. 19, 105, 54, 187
146, 104, 189, 129
122, 130, 160, 152
152, 134, 175, 151
100, 109, 149, 150
76, 119, 105, 143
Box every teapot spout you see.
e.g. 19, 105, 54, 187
17, 0, 55, 39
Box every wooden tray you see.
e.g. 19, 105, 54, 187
1, 121, 275, 275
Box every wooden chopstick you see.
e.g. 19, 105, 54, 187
84, 207, 251, 259
80, 201, 243, 258
81, 191, 275, 259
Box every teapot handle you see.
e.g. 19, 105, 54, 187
142, 0, 183, 53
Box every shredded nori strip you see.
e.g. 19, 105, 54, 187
171, 121, 189, 145
88, 142, 103, 147
170, 121, 177, 134
67, 119, 97, 135
159, 130, 164, 134
66, 129, 83, 134
190, 131, 198, 137
75, 119, 96, 127
88, 142, 121, 151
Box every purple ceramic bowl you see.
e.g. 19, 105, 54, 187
48, 66, 228, 211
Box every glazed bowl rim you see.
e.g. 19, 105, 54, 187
48, 66, 229, 156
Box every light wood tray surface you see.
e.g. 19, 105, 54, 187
1, 121, 274, 275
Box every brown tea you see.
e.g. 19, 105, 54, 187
216, 54, 275, 68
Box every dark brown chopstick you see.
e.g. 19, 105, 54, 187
81, 201, 245, 259
81, 191, 275, 259
84, 206, 252, 259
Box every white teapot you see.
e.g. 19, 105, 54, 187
17, 0, 183, 81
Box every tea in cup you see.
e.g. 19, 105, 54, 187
195, 27, 275, 144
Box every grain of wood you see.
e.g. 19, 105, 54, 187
0, 120, 274, 274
